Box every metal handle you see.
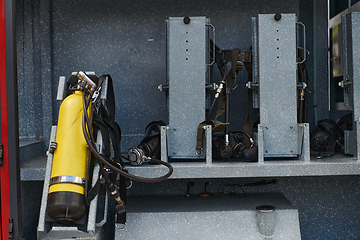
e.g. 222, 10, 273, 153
296, 22, 306, 64
206, 23, 215, 66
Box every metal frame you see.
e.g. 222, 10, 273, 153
161, 125, 212, 164
165, 16, 211, 160
0, 0, 24, 239
37, 127, 108, 239
251, 13, 310, 162
37, 74, 111, 239
342, 12, 360, 159
328, 1, 360, 111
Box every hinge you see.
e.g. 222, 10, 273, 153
8, 218, 13, 239
0, 144, 3, 166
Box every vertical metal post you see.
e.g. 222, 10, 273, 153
257, 125, 265, 164
166, 16, 208, 159
257, 13, 298, 158
253, 13, 310, 161
0, 0, 24, 239
205, 125, 212, 164
342, 12, 360, 159
299, 124, 310, 162
37, 127, 57, 237
160, 126, 168, 163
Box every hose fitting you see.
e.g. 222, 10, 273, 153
107, 182, 127, 215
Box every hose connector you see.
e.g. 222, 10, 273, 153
107, 182, 127, 214
127, 147, 148, 166
77, 71, 96, 90
215, 80, 225, 99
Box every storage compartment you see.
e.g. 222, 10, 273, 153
15, 0, 360, 239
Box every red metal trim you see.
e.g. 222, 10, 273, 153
0, 0, 11, 238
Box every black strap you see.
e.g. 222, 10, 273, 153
297, 48, 309, 88
87, 74, 127, 222
87, 175, 102, 202
297, 48, 309, 123
97, 75, 123, 166
196, 48, 244, 150
117, 171, 128, 224
93, 113, 112, 158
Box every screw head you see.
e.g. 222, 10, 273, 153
183, 16, 191, 24
274, 13, 282, 21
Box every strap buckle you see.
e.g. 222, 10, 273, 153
91, 86, 102, 103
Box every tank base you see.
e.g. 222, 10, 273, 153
46, 191, 87, 224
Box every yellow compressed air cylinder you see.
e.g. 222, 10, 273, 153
46, 91, 90, 223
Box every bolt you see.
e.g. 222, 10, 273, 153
183, 16, 191, 24
274, 13, 282, 21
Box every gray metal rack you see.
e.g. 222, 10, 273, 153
21, 155, 360, 181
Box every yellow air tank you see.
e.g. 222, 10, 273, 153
46, 91, 90, 223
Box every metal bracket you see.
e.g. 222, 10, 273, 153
0, 144, 3, 166
8, 218, 14, 239
159, 83, 217, 92
206, 23, 215, 66
299, 123, 310, 162
158, 84, 169, 92
296, 22, 306, 64
339, 79, 352, 89
38, 72, 110, 239
160, 126, 169, 163
205, 125, 212, 164
246, 82, 259, 89
160, 125, 212, 163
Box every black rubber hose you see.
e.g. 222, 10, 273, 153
82, 89, 173, 182
298, 66, 304, 123
206, 98, 217, 125
225, 79, 230, 136
223, 64, 228, 137
233, 130, 254, 147
205, 61, 227, 125
303, 90, 308, 122
82, 89, 113, 184
299, 95, 305, 123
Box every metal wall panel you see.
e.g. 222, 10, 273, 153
167, 17, 208, 159
342, 12, 360, 158
257, 14, 299, 157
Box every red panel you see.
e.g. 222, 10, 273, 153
0, 0, 10, 238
